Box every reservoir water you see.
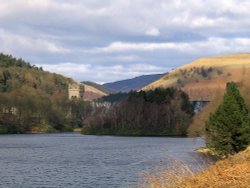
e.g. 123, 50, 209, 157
0, 133, 209, 188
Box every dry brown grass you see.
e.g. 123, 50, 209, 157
187, 88, 224, 136
82, 83, 107, 101
140, 147, 250, 188
187, 65, 250, 136
140, 160, 196, 188
83, 84, 107, 96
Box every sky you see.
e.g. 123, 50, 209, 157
1, 0, 250, 83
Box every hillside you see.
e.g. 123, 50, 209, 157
0, 53, 91, 133
81, 81, 117, 101
81, 82, 108, 101
0, 53, 73, 99
143, 53, 250, 102
0, 54, 106, 102
103, 73, 165, 92
143, 53, 250, 136
143, 146, 250, 188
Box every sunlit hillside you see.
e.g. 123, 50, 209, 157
82, 81, 117, 95
82, 83, 108, 101
143, 53, 250, 136
143, 53, 250, 102
0, 53, 74, 100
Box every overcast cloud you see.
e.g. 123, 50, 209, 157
1, 0, 250, 83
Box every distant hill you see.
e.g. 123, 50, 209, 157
143, 53, 250, 136
103, 74, 165, 92
82, 81, 117, 94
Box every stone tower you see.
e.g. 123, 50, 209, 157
68, 83, 85, 100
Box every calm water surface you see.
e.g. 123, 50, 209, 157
0, 133, 208, 188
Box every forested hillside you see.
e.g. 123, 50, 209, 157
0, 53, 72, 97
0, 53, 91, 133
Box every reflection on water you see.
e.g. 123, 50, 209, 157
0, 133, 209, 188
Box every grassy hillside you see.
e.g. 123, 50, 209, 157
81, 82, 108, 101
142, 146, 250, 188
143, 53, 250, 136
144, 53, 250, 101
81, 81, 116, 101
103, 73, 165, 92
82, 81, 117, 94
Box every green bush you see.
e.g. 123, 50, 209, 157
63, 124, 74, 132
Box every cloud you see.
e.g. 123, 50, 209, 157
190, 17, 227, 28
0, 29, 70, 55
95, 37, 250, 54
1, 0, 250, 82
37, 62, 169, 83
145, 28, 160, 36
96, 41, 190, 53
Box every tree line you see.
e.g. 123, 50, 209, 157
0, 88, 92, 133
82, 88, 194, 136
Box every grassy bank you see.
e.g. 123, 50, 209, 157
141, 146, 250, 188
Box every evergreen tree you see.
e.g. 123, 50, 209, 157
206, 82, 250, 156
